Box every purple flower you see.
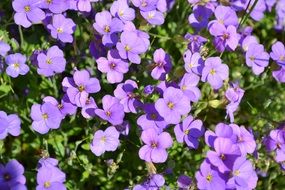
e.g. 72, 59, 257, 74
114, 80, 142, 113
241, 35, 258, 52
137, 103, 168, 134
273, 66, 285, 83
183, 50, 204, 75
184, 33, 207, 53
38, 157, 59, 169
188, 6, 212, 31
90, 126, 120, 156
81, 97, 97, 119
179, 73, 201, 102
139, 128, 173, 163
0, 41, 10, 57
5, 53, 29, 78
141, 10, 165, 25
30, 102, 63, 134
39, 0, 70, 13
96, 50, 129, 84
132, 0, 158, 11
12, 0, 45, 28
150, 48, 172, 80
93, 11, 124, 46
110, 0, 135, 22
177, 175, 192, 189
0, 160, 26, 189
116, 31, 147, 64
0, 111, 21, 139
245, 43, 269, 75
201, 57, 229, 89
227, 156, 258, 189
155, 87, 191, 124
76, 0, 98, 12
115, 121, 130, 136
248, 0, 266, 21
195, 159, 226, 190
174, 115, 204, 149
36, 165, 66, 190
43, 95, 77, 118
62, 69, 101, 107
264, 128, 285, 162
134, 174, 165, 189
37, 46, 66, 76
209, 23, 239, 52
211, 5, 238, 27
95, 95, 125, 125
207, 138, 241, 173
47, 14, 76, 43
270, 41, 285, 66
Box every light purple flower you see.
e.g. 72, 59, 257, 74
241, 35, 258, 52
179, 73, 201, 102
47, 14, 76, 43
5, 53, 29, 78
96, 50, 129, 84
36, 165, 66, 190
183, 50, 204, 75
81, 97, 97, 119
95, 95, 125, 125
141, 10, 165, 25
132, 0, 158, 11
39, 0, 70, 13
210, 5, 238, 27
139, 128, 173, 163
150, 48, 172, 80
184, 33, 208, 53
273, 66, 285, 83
245, 43, 269, 75
201, 57, 229, 89
90, 126, 120, 156
0, 41, 10, 57
174, 115, 204, 149
0, 160, 26, 190
37, 46, 66, 76
62, 69, 101, 107
110, 0, 135, 22
30, 102, 63, 134
93, 11, 124, 46
12, 0, 45, 28
76, 0, 98, 12
0, 111, 21, 139
270, 41, 285, 66
155, 87, 191, 124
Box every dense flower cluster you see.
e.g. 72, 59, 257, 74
1, 0, 285, 189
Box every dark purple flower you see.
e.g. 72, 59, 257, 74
201, 57, 229, 89
12, 0, 45, 28
30, 102, 63, 134
5, 53, 29, 78
81, 97, 97, 119
177, 175, 192, 189
62, 69, 101, 107
0, 111, 21, 139
93, 11, 124, 46
114, 80, 142, 113
270, 41, 285, 66
115, 121, 130, 136
150, 48, 172, 80
179, 73, 201, 102
155, 87, 191, 124
110, 0, 135, 22
137, 103, 168, 134
90, 126, 120, 156
184, 33, 208, 53
188, 5, 212, 31
37, 46, 66, 76
0, 160, 26, 189
195, 159, 226, 190
95, 95, 125, 125
96, 50, 129, 84
47, 14, 76, 43
139, 128, 173, 163
36, 165, 66, 190
207, 138, 241, 173
174, 115, 204, 149
245, 43, 269, 75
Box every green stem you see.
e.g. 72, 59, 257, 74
18, 25, 25, 49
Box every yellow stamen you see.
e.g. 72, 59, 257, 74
24, 5, 31, 12
44, 181, 51, 188
167, 101, 174, 109
210, 69, 216, 75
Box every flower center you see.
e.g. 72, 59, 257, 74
78, 85, 85, 92
182, 85, 187, 91
218, 19, 224, 24
220, 154, 226, 160
4, 173, 11, 181
104, 25, 110, 33
280, 55, 285, 61
109, 62, 116, 69
234, 170, 240, 176
206, 174, 212, 182
13, 63, 19, 68
249, 56, 255, 61
167, 101, 174, 109
223, 33, 229, 40
148, 12, 155, 19
42, 113, 48, 119
85, 98, 91, 105
44, 181, 51, 188
184, 129, 189, 135
57, 27, 63, 33
151, 142, 157, 148
141, 1, 148, 7
24, 5, 31, 12
57, 104, 63, 109
46, 59, 52, 64
238, 136, 243, 142
188, 63, 194, 68
118, 10, 124, 16
106, 111, 111, 116
125, 45, 131, 51
46, 0, 52, 4
100, 136, 106, 142
210, 69, 216, 75
150, 113, 157, 120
